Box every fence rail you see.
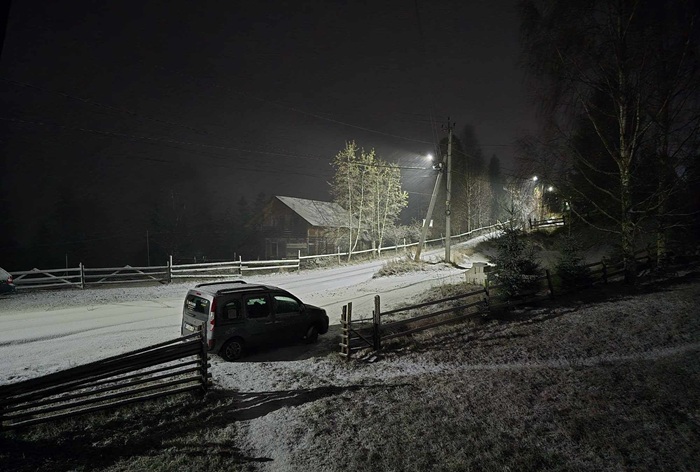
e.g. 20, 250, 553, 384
340, 288, 488, 360
0, 332, 210, 430
339, 244, 696, 359
529, 216, 566, 230
11, 266, 84, 290
9, 223, 503, 291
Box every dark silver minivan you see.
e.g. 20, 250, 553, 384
181, 280, 329, 361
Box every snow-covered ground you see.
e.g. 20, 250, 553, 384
2, 234, 699, 471
0, 237, 491, 385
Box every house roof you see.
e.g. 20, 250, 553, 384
275, 196, 354, 228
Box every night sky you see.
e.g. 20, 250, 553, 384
0, 0, 534, 265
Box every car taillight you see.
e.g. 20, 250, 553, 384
208, 298, 217, 332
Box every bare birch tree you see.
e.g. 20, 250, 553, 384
330, 141, 408, 259
519, 0, 700, 282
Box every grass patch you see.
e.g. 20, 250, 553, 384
291, 355, 700, 471
374, 256, 429, 277
0, 391, 264, 472
256, 276, 700, 470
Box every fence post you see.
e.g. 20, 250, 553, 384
373, 295, 382, 351
347, 302, 353, 360
545, 269, 554, 299
298, 250, 302, 272
239, 255, 243, 275
199, 326, 210, 393
79, 262, 85, 289
340, 305, 349, 361
168, 255, 173, 283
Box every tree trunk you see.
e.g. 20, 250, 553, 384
620, 166, 637, 284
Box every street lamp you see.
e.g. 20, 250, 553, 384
414, 152, 446, 262
415, 120, 454, 263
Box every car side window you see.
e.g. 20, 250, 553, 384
273, 295, 301, 314
245, 296, 270, 319
223, 299, 242, 321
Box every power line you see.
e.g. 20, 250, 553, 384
0, 77, 210, 136
151, 65, 436, 145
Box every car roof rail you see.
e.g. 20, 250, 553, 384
194, 280, 247, 288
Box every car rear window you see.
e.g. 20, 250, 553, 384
185, 294, 211, 314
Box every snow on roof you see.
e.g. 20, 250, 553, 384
275, 196, 354, 228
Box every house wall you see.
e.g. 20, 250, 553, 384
261, 198, 341, 258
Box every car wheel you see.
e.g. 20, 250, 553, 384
220, 338, 244, 361
304, 325, 319, 344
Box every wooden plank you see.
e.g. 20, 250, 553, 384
1, 347, 202, 406
2, 384, 202, 430
0, 337, 200, 397
383, 309, 486, 341
381, 300, 485, 331
3, 359, 203, 406
380, 288, 486, 316
349, 328, 374, 347
4, 367, 203, 413
4, 377, 202, 422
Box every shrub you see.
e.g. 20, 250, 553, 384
556, 235, 591, 289
374, 256, 425, 277
490, 224, 541, 299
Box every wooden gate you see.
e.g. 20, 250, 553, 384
339, 302, 377, 360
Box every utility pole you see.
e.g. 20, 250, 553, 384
414, 168, 443, 262
445, 120, 454, 264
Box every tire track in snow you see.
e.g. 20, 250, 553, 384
0, 313, 175, 347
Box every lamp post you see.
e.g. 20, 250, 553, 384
532, 175, 542, 222
414, 154, 442, 262
415, 119, 454, 263
444, 123, 453, 263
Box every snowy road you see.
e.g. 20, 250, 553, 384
0, 237, 493, 384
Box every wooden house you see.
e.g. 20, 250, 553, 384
261, 196, 357, 259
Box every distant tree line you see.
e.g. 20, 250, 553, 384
431, 124, 508, 235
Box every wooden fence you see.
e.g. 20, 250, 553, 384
169, 255, 300, 279
8, 223, 503, 291
339, 246, 687, 359
9, 257, 300, 290
340, 288, 488, 359
0, 332, 210, 430
529, 216, 566, 230
484, 250, 657, 306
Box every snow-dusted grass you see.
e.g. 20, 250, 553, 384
373, 255, 427, 277
1, 228, 696, 470
238, 278, 700, 472
3, 273, 699, 471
